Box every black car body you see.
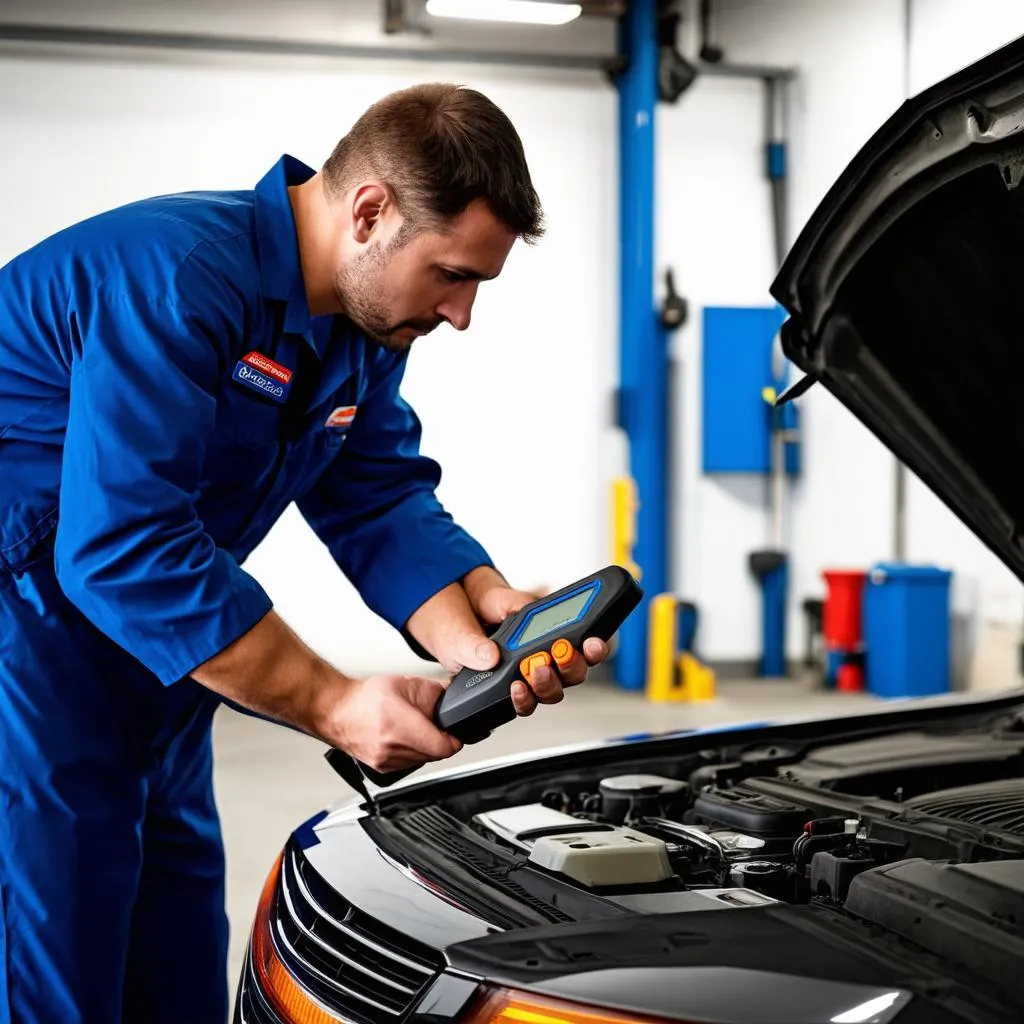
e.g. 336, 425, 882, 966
235, 32, 1024, 1024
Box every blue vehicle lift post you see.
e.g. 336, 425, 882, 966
613, 0, 669, 690
611, 2, 795, 689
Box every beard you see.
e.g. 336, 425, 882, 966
334, 239, 441, 353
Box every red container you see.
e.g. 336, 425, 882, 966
836, 662, 864, 692
822, 569, 867, 649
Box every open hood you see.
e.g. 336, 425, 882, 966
770, 33, 1024, 582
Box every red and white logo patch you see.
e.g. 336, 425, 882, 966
325, 405, 357, 429
241, 351, 293, 385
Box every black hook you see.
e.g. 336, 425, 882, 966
660, 268, 689, 330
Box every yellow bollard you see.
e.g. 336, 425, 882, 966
678, 651, 717, 701
646, 595, 718, 702
645, 593, 679, 701
611, 476, 641, 581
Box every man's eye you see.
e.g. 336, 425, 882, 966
441, 269, 465, 283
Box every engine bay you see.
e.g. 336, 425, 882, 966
442, 721, 1024, 909
373, 709, 1024, 1014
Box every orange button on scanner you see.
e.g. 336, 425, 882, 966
520, 651, 552, 684
551, 638, 575, 668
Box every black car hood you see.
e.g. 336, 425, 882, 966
770, 33, 1024, 581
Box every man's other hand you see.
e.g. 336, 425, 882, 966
330, 675, 462, 772
453, 567, 611, 717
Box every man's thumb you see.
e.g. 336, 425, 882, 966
454, 633, 500, 672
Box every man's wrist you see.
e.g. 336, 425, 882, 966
310, 664, 362, 749
404, 577, 490, 672
462, 564, 507, 608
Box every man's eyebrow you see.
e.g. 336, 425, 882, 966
444, 264, 497, 281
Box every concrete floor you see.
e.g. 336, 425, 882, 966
211, 673, 882, 997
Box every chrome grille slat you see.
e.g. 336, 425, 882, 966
287, 849, 434, 975
273, 920, 400, 1017
279, 863, 417, 996
256, 842, 442, 1024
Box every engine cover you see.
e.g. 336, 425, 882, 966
845, 858, 1024, 1015
902, 778, 1024, 837
780, 731, 1024, 795
690, 782, 814, 837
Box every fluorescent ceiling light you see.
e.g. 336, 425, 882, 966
831, 992, 904, 1024
425, 1, 583, 26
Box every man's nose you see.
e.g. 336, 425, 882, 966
437, 283, 478, 332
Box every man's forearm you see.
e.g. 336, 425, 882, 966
190, 610, 349, 739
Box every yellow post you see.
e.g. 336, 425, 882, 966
646, 597, 718, 702
611, 476, 641, 580
678, 651, 717, 701
646, 593, 679, 701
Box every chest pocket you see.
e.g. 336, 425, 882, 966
307, 356, 362, 442
213, 376, 282, 452
199, 373, 284, 506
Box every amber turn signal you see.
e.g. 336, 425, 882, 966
252, 852, 342, 1024
464, 987, 669, 1024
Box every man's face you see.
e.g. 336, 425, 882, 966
334, 197, 517, 352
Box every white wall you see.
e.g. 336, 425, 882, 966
0, 1, 618, 675
5, 0, 1024, 679
659, 0, 1024, 677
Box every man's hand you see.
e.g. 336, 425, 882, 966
329, 675, 462, 772
404, 566, 610, 718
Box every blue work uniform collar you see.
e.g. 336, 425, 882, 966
254, 154, 330, 359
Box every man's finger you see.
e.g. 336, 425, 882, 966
524, 664, 565, 705
582, 637, 609, 665
405, 712, 463, 761
511, 679, 538, 716
400, 677, 464, 758
551, 641, 588, 686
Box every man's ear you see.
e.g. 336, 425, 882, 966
350, 183, 390, 243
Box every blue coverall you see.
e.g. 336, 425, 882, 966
0, 155, 492, 1023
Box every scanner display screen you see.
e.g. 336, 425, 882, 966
515, 587, 595, 646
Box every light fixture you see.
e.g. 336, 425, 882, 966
425, 1, 583, 27
831, 992, 905, 1024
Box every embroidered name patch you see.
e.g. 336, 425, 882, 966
325, 406, 357, 429
232, 351, 293, 404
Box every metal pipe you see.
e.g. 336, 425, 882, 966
771, 427, 786, 551
893, 0, 913, 562
633, 818, 728, 863
613, 0, 666, 691
0, 21, 622, 72
0, 20, 789, 80
697, 60, 794, 81
765, 74, 789, 271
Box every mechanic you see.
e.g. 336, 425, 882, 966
0, 83, 609, 1024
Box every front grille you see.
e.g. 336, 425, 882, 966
906, 778, 1024, 835
273, 841, 442, 1022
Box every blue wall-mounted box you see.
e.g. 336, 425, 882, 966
702, 305, 798, 476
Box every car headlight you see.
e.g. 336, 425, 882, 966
463, 988, 666, 1024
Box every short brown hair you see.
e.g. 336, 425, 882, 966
322, 83, 544, 243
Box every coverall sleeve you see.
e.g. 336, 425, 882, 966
55, 263, 273, 685
297, 352, 493, 635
